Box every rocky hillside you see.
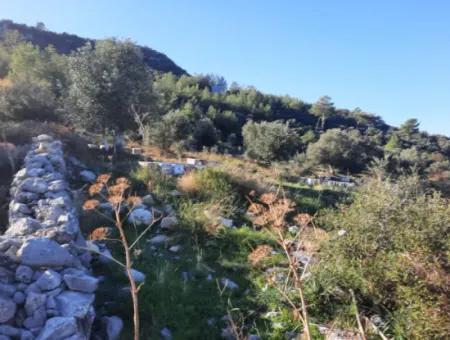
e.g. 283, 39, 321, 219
0, 19, 187, 76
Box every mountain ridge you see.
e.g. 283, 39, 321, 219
0, 19, 188, 76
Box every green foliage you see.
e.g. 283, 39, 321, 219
184, 168, 240, 203
146, 120, 176, 152
300, 129, 317, 147
400, 118, 420, 136
308, 176, 450, 339
130, 165, 176, 200
0, 79, 58, 121
66, 39, 155, 132
310, 95, 334, 130
384, 133, 402, 152
427, 160, 450, 194
192, 117, 219, 149
242, 120, 299, 162
0, 26, 449, 186
306, 128, 379, 172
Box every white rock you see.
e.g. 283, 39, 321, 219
160, 327, 172, 340
63, 273, 99, 293
10, 202, 31, 214
25, 292, 46, 315
168, 245, 182, 253
288, 225, 300, 235
127, 269, 146, 283
18, 238, 73, 267
337, 229, 347, 236
6, 218, 41, 237
35, 134, 53, 143
15, 265, 33, 283
148, 234, 168, 245
131, 148, 142, 155
141, 194, 154, 206
101, 316, 123, 340
0, 296, 16, 322
36, 270, 61, 291
55, 291, 95, 318
220, 278, 239, 290
36, 317, 77, 340
0, 325, 21, 337
292, 250, 311, 265
128, 208, 153, 226
20, 177, 48, 193
160, 216, 178, 230
219, 217, 234, 228
80, 170, 96, 183
0, 282, 16, 296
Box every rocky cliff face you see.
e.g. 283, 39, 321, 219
0, 135, 119, 339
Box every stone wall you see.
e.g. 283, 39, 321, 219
0, 135, 101, 340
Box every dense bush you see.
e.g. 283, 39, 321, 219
306, 128, 380, 172
242, 120, 299, 162
307, 176, 450, 339
65, 39, 156, 132
0, 79, 58, 121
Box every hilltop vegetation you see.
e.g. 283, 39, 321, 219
0, 19, 187, 75
0, 21, 449, 191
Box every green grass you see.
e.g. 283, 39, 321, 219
91, 169, 347, 339
277, 181, 352, 214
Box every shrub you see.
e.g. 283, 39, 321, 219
242, 120, 299, 162
307, 176, 450, 339
306, 128, 380, 172
0, 120, 93, 166
130, 165, 176, 200
0, 79, 58, 121
0, 142, 28, 178
177, 168, 239, 203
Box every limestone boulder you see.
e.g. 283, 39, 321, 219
55, 291, 95, 318
80, 170, 96, 183
17, 238, 73, 267
128, 208, 153, 226
0, 296, 16, 322
6, 218, 41, 237
36, 316, 77, 340
63, 273, 99, 293
35, 270, 61, 291
20, 177, 48, 194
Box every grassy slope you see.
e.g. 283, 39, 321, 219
82, 154, 349, 339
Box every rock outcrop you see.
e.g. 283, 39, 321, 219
0, 135, 100, 339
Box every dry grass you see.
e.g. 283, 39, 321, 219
300, 226, 329, 254
247, 193, 296, 229
0, 78, 12, 88
248, 245, 273, 267
127, 143, 280, 190
177, 171, 198, 195
88, 226, 112, 241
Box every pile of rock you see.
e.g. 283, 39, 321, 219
0, 135, 118, 340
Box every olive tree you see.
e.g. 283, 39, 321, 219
66, 39, 156, 134
242, 120, 299, 162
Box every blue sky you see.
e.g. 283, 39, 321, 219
1, 0, 449, 135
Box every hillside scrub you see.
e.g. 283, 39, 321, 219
307, 176, 450, 339
1, 27, 450, 187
